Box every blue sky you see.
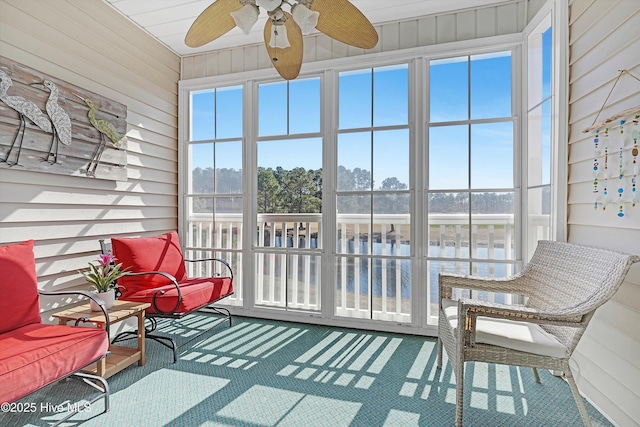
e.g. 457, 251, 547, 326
189, 48, 540, 192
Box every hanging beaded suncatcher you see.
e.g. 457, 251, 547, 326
583, 69, 640, 217
632, 123, 639, 207
617, 120, 625, 217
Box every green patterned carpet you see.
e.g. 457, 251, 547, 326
2, 314, 613, 427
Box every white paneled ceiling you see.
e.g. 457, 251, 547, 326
105, 0, 506, 56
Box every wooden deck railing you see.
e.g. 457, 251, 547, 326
184, 213, 549, 322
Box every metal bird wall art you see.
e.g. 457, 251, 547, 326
30, 79, 72, 165
74, 94, 126, 176
0, 57, 128, 181
0, 69, 52, 166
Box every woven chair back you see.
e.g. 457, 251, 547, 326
523, 240, 635, 312
523, 240, 638, 350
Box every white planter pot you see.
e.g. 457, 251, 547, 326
89, 289, 116, 311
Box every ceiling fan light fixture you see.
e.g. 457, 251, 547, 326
291, 4, 319, 35
256, 0, 282, 12
268, 22, 291, 49
230, 2, 259, 34
186, 0, 379, 80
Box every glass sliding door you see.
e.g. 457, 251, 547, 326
255, 77, 322, 312
335, 65, 412, 323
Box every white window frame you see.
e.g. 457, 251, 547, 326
522, 0, 569, 256
178, 33, 540, 336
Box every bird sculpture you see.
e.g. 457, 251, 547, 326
0, 70, 52, 166
74, 94, 126, 176
30, 80, 72, 164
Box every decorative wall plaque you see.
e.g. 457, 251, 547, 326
0, 56, 127, 181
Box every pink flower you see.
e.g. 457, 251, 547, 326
81, 254, 128, 293
97, 253, 117, 267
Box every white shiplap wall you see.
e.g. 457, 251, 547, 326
567, 0, 640, 425
182, 1, 528, 79
0, 0, 180, 314
1, 0, 636, 423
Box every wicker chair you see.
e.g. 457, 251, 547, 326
436, 240, 639, 427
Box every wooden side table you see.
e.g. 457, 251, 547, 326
52, 300, 151, 378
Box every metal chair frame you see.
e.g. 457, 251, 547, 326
35, 290, 112, 425
100, 239, 233, 363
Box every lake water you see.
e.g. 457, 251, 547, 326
266, 235, 515, 302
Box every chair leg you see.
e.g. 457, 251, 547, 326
437, 337, 443, 369
455, 361, 465, 427
72, 371, 110, 413
49, 371, 110, 427
564, 368, 592, 427
111, 328, 178, 363
199, 305, 232, 327
147, 333, 178, 363
112, 309, 229, 364
532, 367, 541, 383
111, 330, 139, 344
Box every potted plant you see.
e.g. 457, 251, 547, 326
80, 253, 128, 311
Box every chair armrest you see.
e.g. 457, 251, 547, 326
38, 289, 112, 340
184, 257, 234, 282
452, 298, 588, 348
122, 271, 182, 314
456, 298, 585, 326
439, 273, 525, 300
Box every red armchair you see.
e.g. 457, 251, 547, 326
0, 240, 111, 426
101, 231, 234, 362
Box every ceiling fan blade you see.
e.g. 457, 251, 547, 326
185, 0, 244, 48
264, 13, 303, 80
310, 0, 378, 49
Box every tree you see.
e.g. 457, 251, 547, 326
198, 164, 414, 215
215, 167, 242, 193
281, 167, 322, 213
381, 177, 407, 190
311, 168, 323, 199
338, 165, 356, 191
353, 167, 372, 190
192, 167, 214, 193
257, 167, 281, 213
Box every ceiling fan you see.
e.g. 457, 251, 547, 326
185, 0, 379, 80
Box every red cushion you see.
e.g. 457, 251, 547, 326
0, 323, 108, 403
112, 231, 187, 292
0, 240, 41, 335
119, 277, 233, 314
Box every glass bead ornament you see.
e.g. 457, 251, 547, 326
602, 128, 610, 210
632, 128, 639, 207
619, 120, 625, 179
617, 121, 624, 216
593, 129, 600, 209
617, 187, 624, 217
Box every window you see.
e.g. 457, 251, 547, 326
426, 52, 517, 321
256, 77, 322, 312
186, 86, 244, 306
336, 65, 412, 322
180, 37, 549, 333
526, 14, 553, 260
